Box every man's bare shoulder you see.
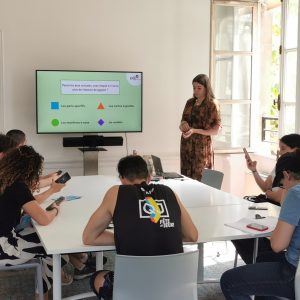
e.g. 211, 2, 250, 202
103, 185, 120, 201
102, 185, 120, 215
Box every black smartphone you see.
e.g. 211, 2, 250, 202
55, 172, 71, 184
243, 147, 252, 161
45, 196, 65, 211
56, 170, 63, 175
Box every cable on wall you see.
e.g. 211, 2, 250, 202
124, 132, 129, 156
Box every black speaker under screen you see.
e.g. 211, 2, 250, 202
63, 135, 123, 147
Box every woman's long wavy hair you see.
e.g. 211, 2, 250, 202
192, 74, 215, 102
0, 145, 44, 194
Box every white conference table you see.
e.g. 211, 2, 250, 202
33, 175, 280, 299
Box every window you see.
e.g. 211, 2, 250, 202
211, 1, 258, 150
0, 30, 3, 132
279, 0, 298, 137
211, 0, 299, 154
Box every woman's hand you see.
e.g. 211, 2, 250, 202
23, 200, 60, 225
51, 172, 61, 182
49, 181, 65, 193
245, 157, 257, 172
179, 121, 190, 133
182, 128, 195, 139
50, 203, 60, 216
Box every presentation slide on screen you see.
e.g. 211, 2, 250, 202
36, 71, 142, 133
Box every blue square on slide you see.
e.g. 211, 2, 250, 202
51, 102, 59, 109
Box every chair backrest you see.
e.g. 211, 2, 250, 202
0, 259, 43, 300
113, 249, 199, 300
201, 168, 224, 190
295, 259, 300, 299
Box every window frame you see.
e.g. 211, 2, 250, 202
211, 0, 299, 154
210, 0, 260, 152
278, 0, 299, 136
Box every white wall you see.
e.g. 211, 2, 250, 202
0, 0, 211, 176
214, 152, 275, 197
1, 0, 276, 198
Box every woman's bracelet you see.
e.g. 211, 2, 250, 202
52, 207, 59, 216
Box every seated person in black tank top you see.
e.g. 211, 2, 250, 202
83, 155, 198, 300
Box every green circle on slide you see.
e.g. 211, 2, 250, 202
51, 119, 59, 126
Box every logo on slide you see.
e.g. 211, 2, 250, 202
97, 103, 105, 110
51, 119, 60, 127
51, 102, 60, 110
139, 198, 169, 223
126, 73, 141, 86
98, 119, 105, 126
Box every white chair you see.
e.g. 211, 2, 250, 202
201, 168, 224, 190
201, 168, 225, 262
0, 259, 44, 300
113, 249, 199, 300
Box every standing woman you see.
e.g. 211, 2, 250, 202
179, 74, 221, 181
0, 145, 63, 299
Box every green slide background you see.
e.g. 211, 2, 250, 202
37, 71, 142, 133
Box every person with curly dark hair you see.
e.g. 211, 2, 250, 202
5, 129, 63, 189
0, 145, 66, 299
3, 129, 65, 203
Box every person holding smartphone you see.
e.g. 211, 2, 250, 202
245, 133, 300, 204
5, 129, 67, 204
0, 145, 69, 299
221, 149, 300, 299
232, 134, 300, 265
6, 129, 63, 188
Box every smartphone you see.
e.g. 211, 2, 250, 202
243, 147, 252, 161
45, 196, 65, 211
55, 172, 71, 184
246, 223, 268, 231
56, 170, 63, 175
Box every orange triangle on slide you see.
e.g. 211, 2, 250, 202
97, 103, 105, 109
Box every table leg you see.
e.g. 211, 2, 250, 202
197, 243, 204, 282
52, 254, 62, 300
197, 242, 223, 284
253, 238, 258, 264
96, 252, 103, 270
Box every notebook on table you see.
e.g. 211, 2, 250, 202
151, 155, 183, 179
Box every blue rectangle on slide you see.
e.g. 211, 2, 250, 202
51, 101, 59, 109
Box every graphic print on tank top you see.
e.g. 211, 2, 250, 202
138, 186, 175, 228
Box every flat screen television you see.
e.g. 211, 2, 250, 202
36, 70, 143, 133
